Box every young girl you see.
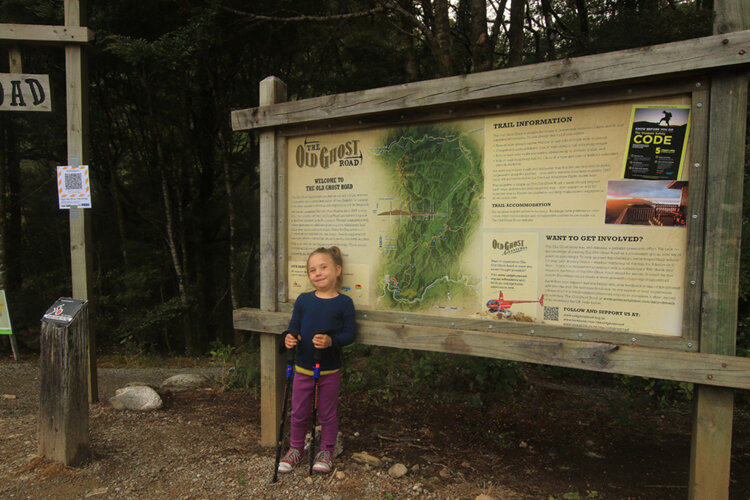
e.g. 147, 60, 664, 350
278, 246, 357, 474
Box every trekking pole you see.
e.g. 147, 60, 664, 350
309, 346, 322, 475
271, 338, 296, 483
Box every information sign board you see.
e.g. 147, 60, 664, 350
286, 96, 691, 337
0, 290, 12, 335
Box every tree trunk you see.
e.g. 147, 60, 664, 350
107, 157, 129, 267
433, 0, 453, 76
158, 158, 192, 353
398, 0, 420, 81
487, 0, 508, 65
508, 0, 526, 66
575, 0, 590, 51
541, 0, 557, 60
469, 0, 492, 72
221, 147, 243, 345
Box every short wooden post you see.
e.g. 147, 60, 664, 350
39, 299, 90, 466
258, 76, 288, 447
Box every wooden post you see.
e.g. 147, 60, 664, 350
2, 47, 23, 362
258, 76, 287, 447
64, 0, 97, 403
689, 2, 750, 497
39, 301, 90, 466
689, 71, 747, 499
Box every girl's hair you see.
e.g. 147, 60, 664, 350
308, 246, 344, 289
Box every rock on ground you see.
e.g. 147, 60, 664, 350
159, 373, 210, 392
388, 463, 408, 478
109, 385, 162, 411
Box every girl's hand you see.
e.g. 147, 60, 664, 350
285, 333, 300, 349
312, 333, 332, 349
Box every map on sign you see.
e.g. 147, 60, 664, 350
372, 123, 484, 311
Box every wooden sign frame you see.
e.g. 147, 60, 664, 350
232, 30, 750, 498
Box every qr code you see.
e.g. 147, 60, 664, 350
64, 173, 83, 190
543, 306, 559, 321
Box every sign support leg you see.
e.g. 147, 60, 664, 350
688, 68, 747, 499
65, 0, 97, 403
258, 76, 287, 446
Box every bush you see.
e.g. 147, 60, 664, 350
208, 339, 260, 391
342, 345, 522, 399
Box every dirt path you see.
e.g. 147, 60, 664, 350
1, 357, 749, 499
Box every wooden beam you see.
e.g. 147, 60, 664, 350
688, 0, 750, 492
3, 48, 22, 361
65, 0, 97, 404
681, 84, 710, 342
0, 24, 93, 44
714, 0, 750, 34
259, 76, 286, 312
690, 387, 734, 499
258, 76, 287, 448
693, 7, 749, 498
241, 305, 697, 352
688, 70, 748, 500
64, 0, 87, 26
234, 308, 750, 391
700, 72, 747, 358
231, 30, 750, 131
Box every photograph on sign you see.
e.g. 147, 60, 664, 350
605, 180, 687, 227
57, 165, 92, 209
286, 96, 690, 337
0, 290, 12, 335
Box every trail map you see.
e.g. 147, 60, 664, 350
372, 124, 484, 311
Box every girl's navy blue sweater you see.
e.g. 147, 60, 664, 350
286, 291, 357, 371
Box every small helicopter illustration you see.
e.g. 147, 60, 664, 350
486, 291, 544, 316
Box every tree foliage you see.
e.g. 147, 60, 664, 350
0, 1, 734, 355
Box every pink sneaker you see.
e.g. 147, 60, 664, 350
312, 450, 333, 473
277, 448, 302, 473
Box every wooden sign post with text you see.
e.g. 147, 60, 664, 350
0, 0, 97, 402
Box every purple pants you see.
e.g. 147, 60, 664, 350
290, 370, 341, 452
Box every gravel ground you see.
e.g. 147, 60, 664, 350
6, 354, 746, 499
0, 358, 521, 500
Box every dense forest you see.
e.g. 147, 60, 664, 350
0, 0, 744, 356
